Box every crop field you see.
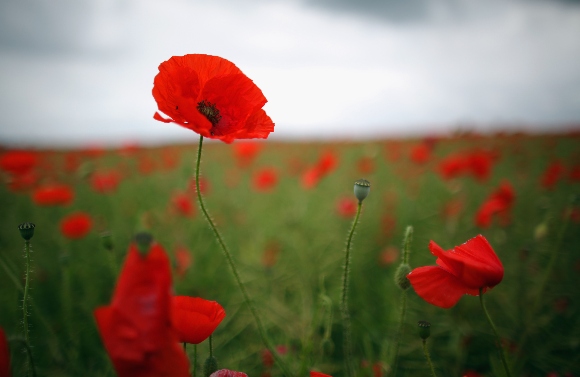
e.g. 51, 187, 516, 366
0, 132, 579, 377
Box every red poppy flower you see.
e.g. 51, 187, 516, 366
407, 235, 504, 308
94, 242, 189, 377
210, 370, 248, 377
60, 212, 93, 239
0, 150, 37, 175
336, 197, 357, 217
541, 160, 565, 190
410, 143, 431, 164
171, 296, 226, 344
0, 327, 10, 377
310, 372, 333, 377
253, 167, 278, 191
174, 246, 192, 278
234, 141, 261, 167
301, 151, 338, 189
32, 184, 74, 206
475, 181, 515, 228
90, 170, 122, 194
152, 54, 274, 143
171, 192, 195, 217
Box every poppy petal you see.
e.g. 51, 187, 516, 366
235, 108, 275, 140
407, 266, 476, 308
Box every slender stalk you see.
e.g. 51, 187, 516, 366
193, 344, 197, 377
479, 287, 512, 377
194, 135, 292, 377
209, 335, 213, 358
23, 240, 31, 345
422, 340, 437, 377
391, 289, 407, 377
341, 202, 362, 377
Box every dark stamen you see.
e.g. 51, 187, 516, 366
197, 100, 222, 126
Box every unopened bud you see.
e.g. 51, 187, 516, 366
203, 356, 218, 377
134, 232, 153, 256
395, 263, 412, 290
354, 179, 371, 203
18, 222, 35, 241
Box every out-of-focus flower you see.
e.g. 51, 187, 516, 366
60, 212, 93, 239
152, 54, 274, 143
0, 327, 10, 377
310, 372, 333, 377
32, 184, 74, 206
378, 246, 399, 267
541, 160, 565, 190
357, 156, 375, 174
138, 155, 156, 175
407, 235, 504, 308
234, 142, 262, 167
94, 241, 190, 377
336, 197, 357, 217
475, 181, 515, 228
171, 192, 195, 217
174, 246, 193, 278
262, 241, 281, 268
301, 151, 338, 189
90, 170, 122, 194
410, 143, 431, 164
462, 371, 482, 377
253, 167, 278, 191
171, 296, 226, 345
0, 150, 37, 175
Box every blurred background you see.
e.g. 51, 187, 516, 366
0, 0, 580, 147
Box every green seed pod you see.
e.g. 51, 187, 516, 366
18, 222, 35, 241
134, 232, 153, 256
354, 179, 371, 203
395, 263, 412, 290
203, 356, 218, 377
418, 320, 431, 340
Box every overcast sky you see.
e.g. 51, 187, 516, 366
1, 0, 579, 147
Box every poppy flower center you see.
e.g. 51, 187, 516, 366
197, 100, 222, 126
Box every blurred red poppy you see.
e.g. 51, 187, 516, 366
174, 246, 192, 278
7, 171, 37, 192
475, 181, 515, 228
94, 241, 189, 377
0, 327, 10, 377
0, 150, 37, 175
253, 167, 278, 191
310, 372, 333, 377
90, 170, 122, 194
152, 54, 274, 143
541, 160, 565, 190
410, 143, 431, 164
172, 192, 195, 217
188, 177, 210, 195
234, 141, 261, 167
378, 246, 399, 267
407, 235, 504, 308
301, 151, 338, 189
462, 371, 482, 377
60, 212, 93, 239
262, 241, 281, 268
171, 296, 226, 344
336, 197, 357, 217
138, 155, 156, 175
357, 156, 375, 174
32, 184, 74, 206
210, 370, 248, 377
569, 164, 580, 182
161, 148, 180, 171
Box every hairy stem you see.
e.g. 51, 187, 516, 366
194, 135, 292, 377
422, 340, 437, 377
479, 287, 512, 377
392, 289, 407, 377
22, 240, 37, 377
341, 202, 362, 377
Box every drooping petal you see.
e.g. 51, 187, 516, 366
407, 266, 478, 308
431, 236, 503, 289
234, 108, 275, 140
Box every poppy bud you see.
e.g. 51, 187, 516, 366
18, 222, 35, 240
354, 179, 371, 203
101, 231, 113, 251
395, 263, 412, 290
204, 356, 218, 377
418, 320, 431, 340
134, 232, 153, 256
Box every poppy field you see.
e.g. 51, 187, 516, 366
1, 131, 579, 377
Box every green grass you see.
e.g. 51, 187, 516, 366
0, 133, 579, 377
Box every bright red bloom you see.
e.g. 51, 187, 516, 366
152, 54, 274, 143
32, 184, 74, 206
94, 242, 189, 377
90, 170, 122, 194
0, 150, 37, 175
475, 181, 515, 228
310, 372, 333, 377
171, 296, 226, 344
172, 192, 195, 217
336, 197, 357, 217
407, 235, 504, 308
210, 370, 248, 377
60, 212, 93, 239
541, 160, 565, 190
0, 327, 10, 377
253, 167, 278, 191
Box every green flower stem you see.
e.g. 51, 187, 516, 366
422, 340, 437, 377
194, 135, 292, 377
22, 240, 37, 377
341, 202, 362, 377
193, 344, 197, 377
391, 289, 407, 377
479, 287, 512, 377
209, 335, 213, 358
